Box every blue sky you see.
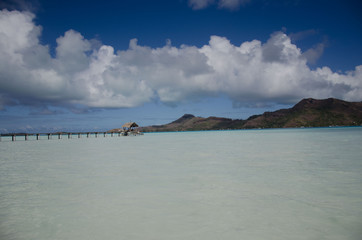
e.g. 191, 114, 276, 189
0, 0, 361, 133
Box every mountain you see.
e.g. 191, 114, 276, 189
243, 98, 362, 128
139, 114, 245, 132
137, 98, 362, 132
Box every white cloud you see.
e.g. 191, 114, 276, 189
55, 30, 91, 75
0, 9, 361, 111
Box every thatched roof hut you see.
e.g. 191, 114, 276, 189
122, 122, 139, 130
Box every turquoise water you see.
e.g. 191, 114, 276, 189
1, 128, 362, 240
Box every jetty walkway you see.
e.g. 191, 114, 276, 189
0, 131, 142, 142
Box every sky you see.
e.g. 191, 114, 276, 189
0, 0, 361, 133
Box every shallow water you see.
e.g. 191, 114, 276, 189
1, 128, 362, 240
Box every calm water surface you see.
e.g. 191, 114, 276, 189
1, 128, 362, 240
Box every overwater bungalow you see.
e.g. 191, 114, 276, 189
122, 122, 143, 136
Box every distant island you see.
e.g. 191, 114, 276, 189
134, 98, 362, 132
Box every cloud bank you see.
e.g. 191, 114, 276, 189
0, 9, 361, 111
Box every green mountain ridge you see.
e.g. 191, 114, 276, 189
139, 98, 362, 132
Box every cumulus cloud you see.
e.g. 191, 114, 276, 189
0, 9, 361, 111
188, 0, 250, 10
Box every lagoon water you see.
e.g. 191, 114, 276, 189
1, 128, 362, 240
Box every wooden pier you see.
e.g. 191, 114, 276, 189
0, 131, 142, 142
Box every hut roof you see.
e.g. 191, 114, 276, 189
122, 122, 139, 128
